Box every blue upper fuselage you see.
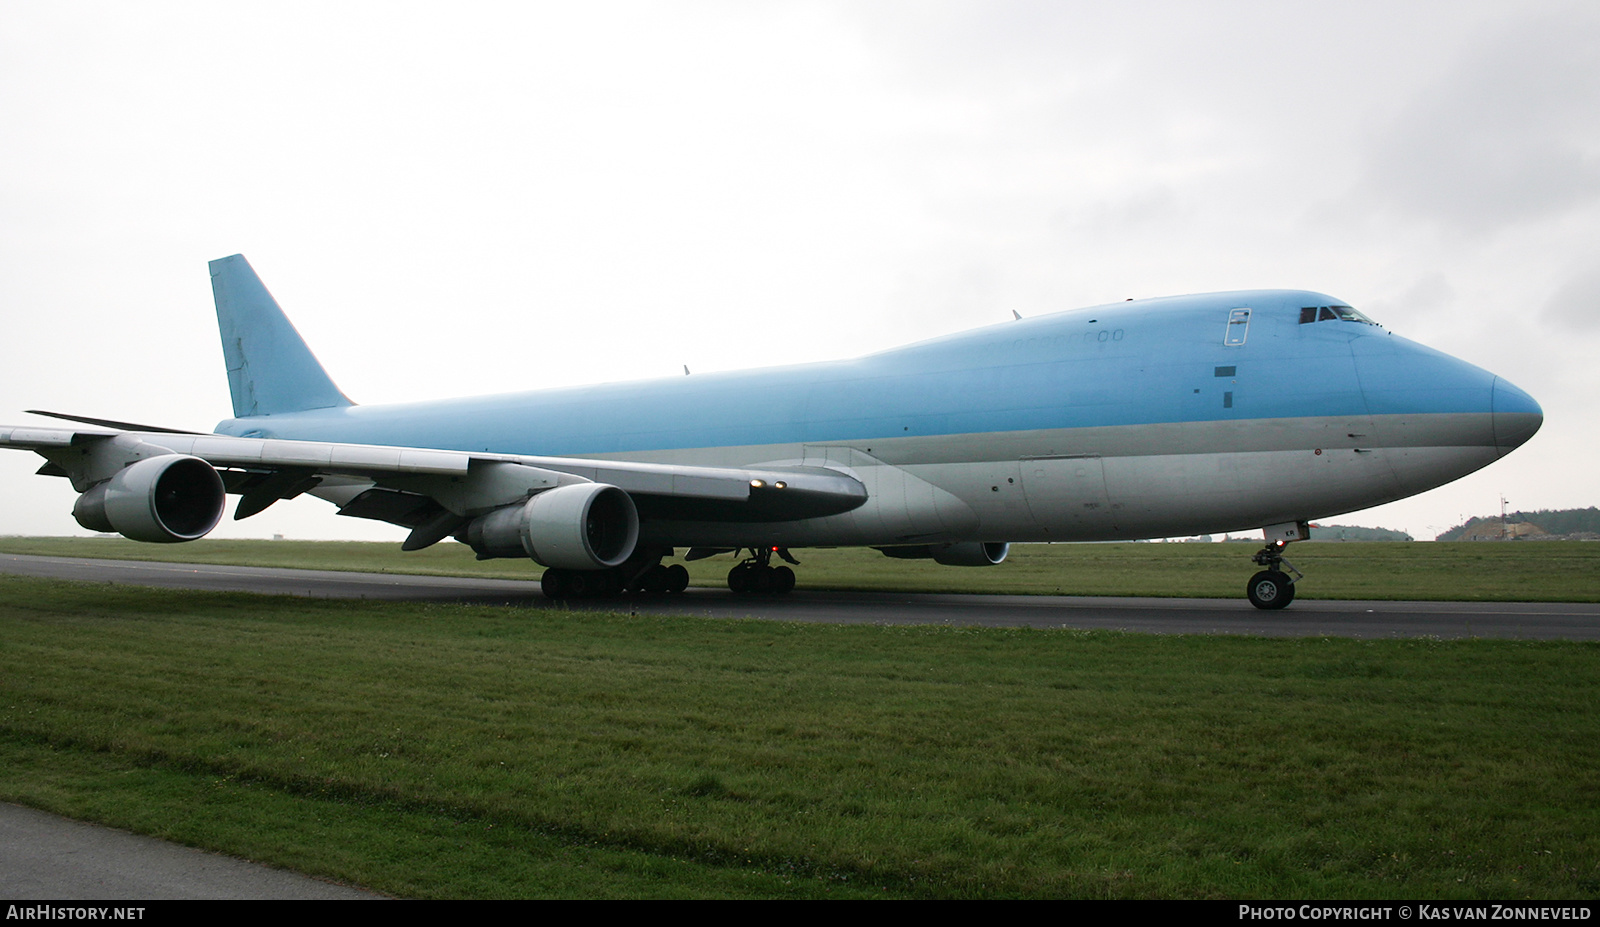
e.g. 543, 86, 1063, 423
214, 289, 1541, 458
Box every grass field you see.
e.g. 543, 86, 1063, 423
2, 574, 1598, 898
2, 535, 1598, 601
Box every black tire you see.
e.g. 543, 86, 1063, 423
727, 565, 749, 594
665, 564, 690, 593
772, 565, 795, 594
541, 568, 565, 600
1247, 570, 1294, 610
641, 564, 669, 593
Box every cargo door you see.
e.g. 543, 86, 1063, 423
1020, 454, 1115, 539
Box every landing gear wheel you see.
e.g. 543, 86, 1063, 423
541, 568, 565, 600
1247, 570, 1294, 610
665, 564, 689, 593
726, 549, 798, 595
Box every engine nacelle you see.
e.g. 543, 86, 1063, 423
462, 483, 639, 569
932, 541, 1010, 566
72, 454, 226, 543
878, 541, 1010, 566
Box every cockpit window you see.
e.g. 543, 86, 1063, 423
1299, 305, 1379, 326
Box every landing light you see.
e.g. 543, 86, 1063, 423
750, 479, 765, 488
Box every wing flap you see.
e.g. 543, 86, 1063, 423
0, 427, 77, 447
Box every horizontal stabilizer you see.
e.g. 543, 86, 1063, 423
27, 409, 201, 435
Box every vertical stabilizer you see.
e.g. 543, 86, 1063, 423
210, 254, 352, 418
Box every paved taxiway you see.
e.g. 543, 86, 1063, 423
0, 802, 380, 900
4, 553, 1597, 640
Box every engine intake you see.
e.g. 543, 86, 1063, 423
462, 483, 639, 569
73, 454, 226, 543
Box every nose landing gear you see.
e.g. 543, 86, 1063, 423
727, 546, 799, 596
1246, 521, 1308, 610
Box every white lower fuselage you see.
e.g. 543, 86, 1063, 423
601, 413, 1504, 548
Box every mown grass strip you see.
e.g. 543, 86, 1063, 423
2, 536, 1597, 601
1, 576, 1597, 898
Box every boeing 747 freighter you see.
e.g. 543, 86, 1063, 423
0, 255, 1541, 608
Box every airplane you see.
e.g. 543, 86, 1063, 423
0, 255, 1542, 609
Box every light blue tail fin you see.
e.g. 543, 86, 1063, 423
210, 254, 352, 418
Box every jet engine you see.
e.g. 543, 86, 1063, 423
877, 541, 1010, 566
931, 541, 1010, 566
71, 454, 226, 543
462, 482, 639, 569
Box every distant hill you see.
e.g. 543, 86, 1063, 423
1436, 507, 1600, 541
1308, 524, 1413, 542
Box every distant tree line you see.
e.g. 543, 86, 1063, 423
1435, 507, 1600, 541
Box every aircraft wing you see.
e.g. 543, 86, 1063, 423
0, 425, 868, 550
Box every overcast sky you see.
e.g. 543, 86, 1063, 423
2, 0, 1595, 543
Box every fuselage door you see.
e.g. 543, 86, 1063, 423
1224, 308, 1252, 346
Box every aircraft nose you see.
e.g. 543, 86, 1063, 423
1492, 376, 1542, 454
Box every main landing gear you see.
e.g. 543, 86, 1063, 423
726, 547, 799, 596
540, 552, 689, 600
1246, 524, 1308, 610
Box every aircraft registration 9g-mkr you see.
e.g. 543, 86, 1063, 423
0, 255, 1542, 609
